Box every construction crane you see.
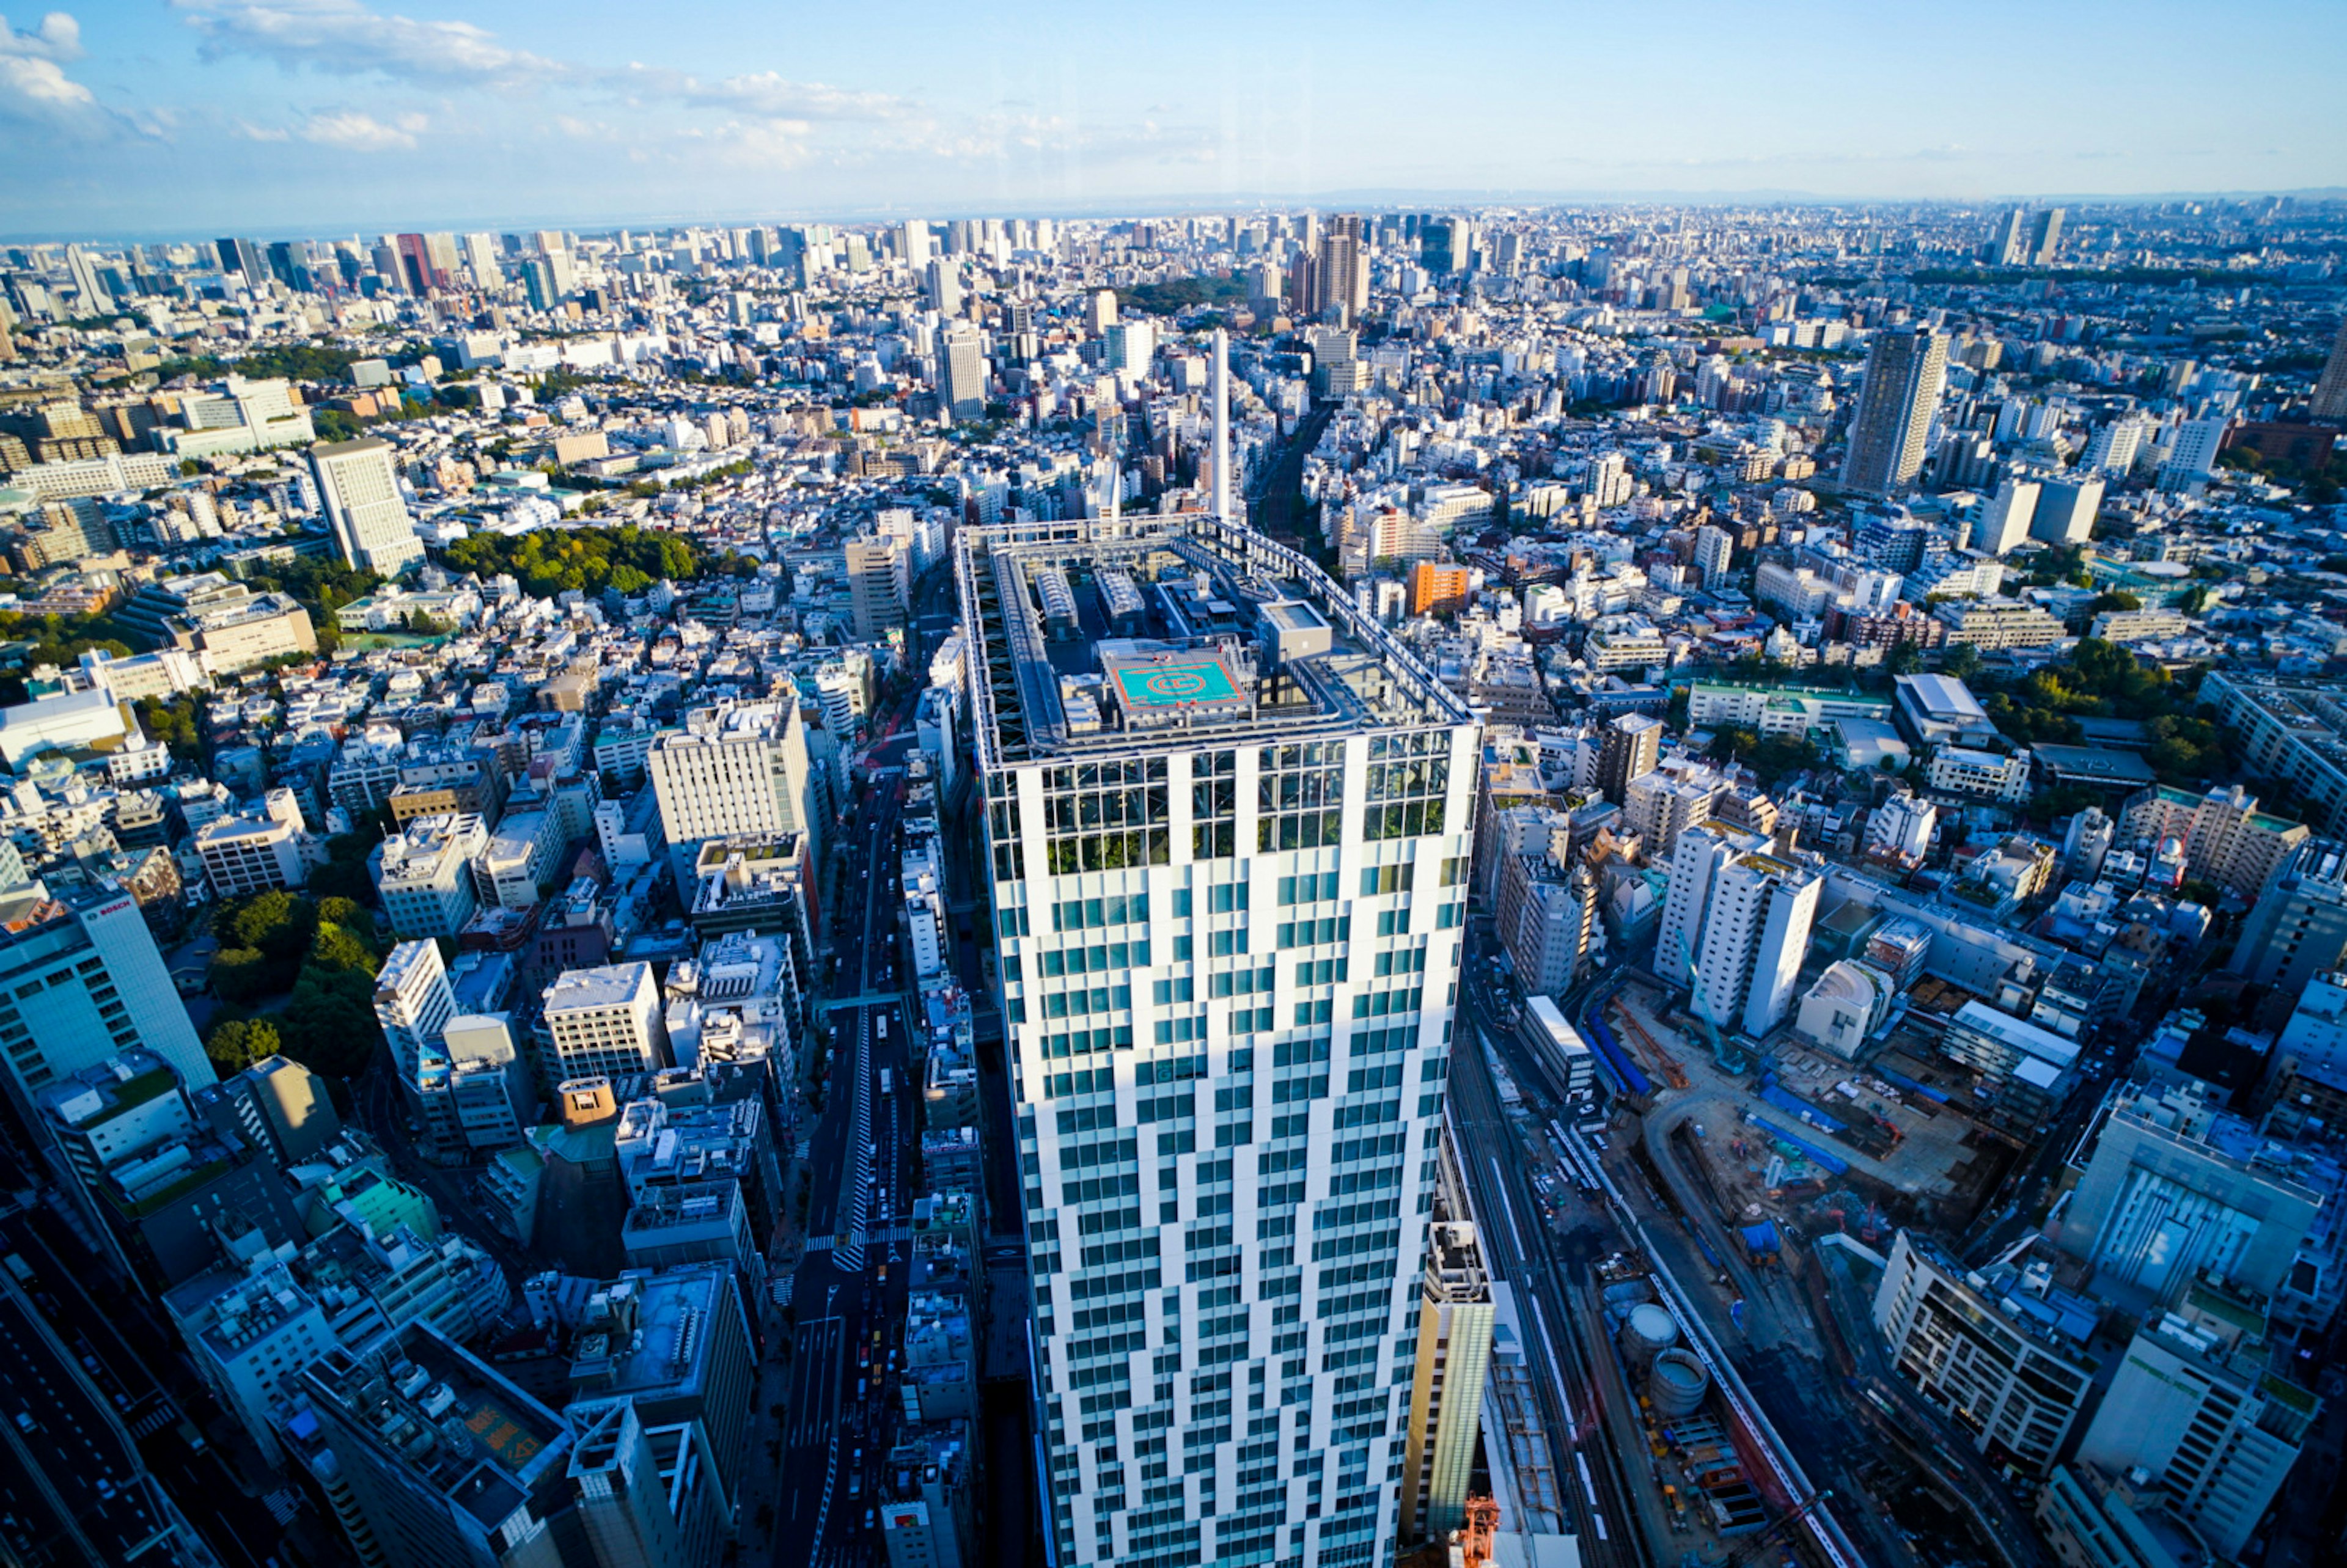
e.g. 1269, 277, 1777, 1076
1614, 998, 1691, 1090
1722, 1489, 1834, 1567
1457, 1496, 1500, 1568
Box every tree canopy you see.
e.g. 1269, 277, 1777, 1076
443, 524, 701, 599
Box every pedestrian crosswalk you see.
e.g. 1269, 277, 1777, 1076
130, 1408, 175, 1438
263, 1489, 300, 1525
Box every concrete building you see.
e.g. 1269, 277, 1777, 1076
1795, 960, 1895, 1060
648, 700, 823, 871
2201, 674, 2347, 836
298, 1322, 574, 1567
194, 788, 310, 896
1659, 822, 1822, 1039
2036, 1463, 2222, 1568
960, 511, 1478, 1568
2074, 1312, 2317, 1560
1595, 711, 1663, 804
376, 813, 490, 939
2055, 1080, 2323, 1310
0, 888, 208, 1111
544, 962, 672, 1079
1842, 327, 1948, 495
312, 437, 424, 574
1873, 1232, 2098, 1476
1398, 1160, 1493, 1544
1927, 746, 2034, 805
2032, 475, 2105, 544
2122, 784, 2310, 902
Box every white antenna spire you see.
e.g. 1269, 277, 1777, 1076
1211, 326, 1232, 522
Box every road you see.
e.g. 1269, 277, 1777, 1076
1447, 1018, 1654, 1568
771, 719, 920, 1568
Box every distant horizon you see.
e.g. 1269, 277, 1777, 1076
6, 1, 2341, 240
14, 184, 2347, 250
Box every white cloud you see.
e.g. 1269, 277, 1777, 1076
610, 64, 911, 123
1, 12, 96, 115
175, 0, 558, 85
299, 107, 422, 150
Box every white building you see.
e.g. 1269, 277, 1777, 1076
1795, 961, 1895, 1060
543, 962, 670, 1079
2158, 418, 2230, 493
1926, 746, 2034, 804
193, 789, 309, 897
312, 437, 424, 574
376, 813, 488, 939
1659, 822, 1822, 1038
648, 700, 823, 863
373, 939, 457, 1082
2074, 1314, 2315, 1560
963, 513, 1478, 1568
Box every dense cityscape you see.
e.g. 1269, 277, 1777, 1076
1, 182, 2346, 1568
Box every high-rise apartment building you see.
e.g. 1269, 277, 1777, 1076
1397, 1155, 1493, 1544
375, 939, 457, 1082
215, 235, 266, 285
312, 438, 424, 574
1990, 207, 2029, 267
1840, 326, 1948, 496
1691, 523, 1732, 587
2030, 475, 2104, 544
1594, 711, 1663, 805
2029, 207, 2066, 266
2159, 417, 2230, 492
1657, 822, 1821, 1038
847, 533, 912, 640
960, 511, 1478, 1568
1974, 473, 2041, 555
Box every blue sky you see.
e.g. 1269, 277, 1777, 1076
5, 1, 2343, 238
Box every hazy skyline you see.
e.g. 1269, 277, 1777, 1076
6, 0, 2344, 238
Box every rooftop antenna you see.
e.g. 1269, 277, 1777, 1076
1211, 325, 1231, 523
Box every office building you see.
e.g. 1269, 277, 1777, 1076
1873, 1231, 2098, 1477
2074, 1313, 2316, 1561
648, 700, 823, 870
1991, 208, 2030, 267
198, 1052, 340, 1167
2035, 1462, 2219, 1568
1595, 711, 1663, 805
313, 438, 424, 574
1841, 327, 1948, 496
299, 1322, 576, 1568
939, 323, 986, 420
1397, 1149, 1493, 1544
1407, 562, 1471, 618
960, 511, 1478, 1568
544, 962, 672, 1079
216, 235, 266, 284
377, 812, 491, 939
0, 889, 208, 1111
2055, 1079, 2322, 1308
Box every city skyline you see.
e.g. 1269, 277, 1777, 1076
5, 0, 2345, 238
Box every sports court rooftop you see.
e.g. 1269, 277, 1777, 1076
956, 513, 1471, 770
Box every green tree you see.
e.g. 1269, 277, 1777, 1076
205, 1017, 282, 1075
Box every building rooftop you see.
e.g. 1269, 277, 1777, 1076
543, 961, 653, 1014
957, 512, 1472, 771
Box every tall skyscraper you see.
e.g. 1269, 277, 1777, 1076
940, 322, 987, 420
1990, 207, 2029, 266
312, 437, 424, 574
2311, 317, 2347, 422
1419, 218, 1471, 276
1840, 326, 1948, 496
2029, 207, 2066, 266
64, 243, 111, 312
1308, 216, 1370, 325
214, 235, 266, 285
961, 512, 1479, 1568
